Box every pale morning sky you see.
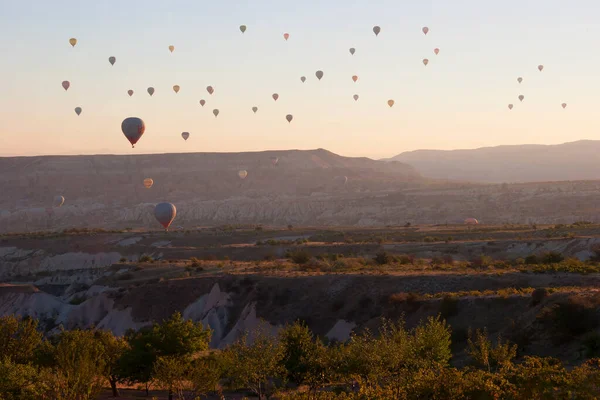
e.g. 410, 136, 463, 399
0, 0, 598, 159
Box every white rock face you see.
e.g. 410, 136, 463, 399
326, 320, 356, 342
183, 284, 232, 347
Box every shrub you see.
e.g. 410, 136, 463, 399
374, 251, 390, 265
389, 292, 423, 304
119, 257, 127, 263
423, 236, 437, 243
139, 255, 153, 263
539, 294, 600, 337
289, 250, 311, 265
524, 255, 539, 265
531, 288, 548, 306
540, 252, 564, 264
397, 254, 414, 265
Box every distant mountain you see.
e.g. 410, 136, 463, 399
386, 140, 600, 183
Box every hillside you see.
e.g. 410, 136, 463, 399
388, 140, 600, 183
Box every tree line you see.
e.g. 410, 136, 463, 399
1, 313, 599, 399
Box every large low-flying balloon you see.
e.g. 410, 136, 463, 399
562, 103, 567, 109
74, 107, 82, 116
300, 76, 306, 83
538, 65, 544, 72
147, 87, 155, 96
518, 95, 524, 102
352, 75, 358, 83
422, 26, 429, 35
62, 81, 70, 91
69, 38, 77, 47
128, 90, 134, 97
349, 48, 355, 55
316, 70, 324, 80
434, 48, 440, 55
388, 99, 395, 107
154, 202, 176, 231
181, 132, 190, 141
206, 86, 214, 95
240, 25, 247, 33
121, 117, 145, 148
252, 106, 258, 113
423, 58, 429, 66
286, 114, 293, 123
169, 45, 175, 53
173, 85, 180, 94
465, 218, 479, 225
271, 156, 279, 166
143, 178, 154, 188
238, 170, 248, 179
508, 104, 513, 110
53, 195, 65, 208
108, 56, 116, 66
373, 26, 381, 36
199, 99, 206, 107
283, 33, 289, 41
517, 77, 523, 84
272, 93, 279, 101
213, 109, 219, 117
353, 94, 359, 101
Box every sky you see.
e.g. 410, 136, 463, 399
0, 0, 599, 159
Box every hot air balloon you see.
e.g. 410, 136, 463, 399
213, 109, 219, 117
388, 99, 395, 107
69, 38, 77, 47
154, 202, 176, 231
108, 56, 116, 66
128, 90, 134, 97
562, 103, 567, 109
538, 65, 544, 72
143, 178, 154, 189
300, 76, 306, 83
508, 104, 513, 110
121, 117, 145, 148
199, 99, 206, 107
518, 95, 524, 102
270, 156, 279, 166
147, 87, 155, 96
315, 70, 324, 80
335, 176, 348, 185
465, 218, 479, 225
53, 195, 65, 208
173, 85, 180, 94
517, 77, 523, 84
238, 170, 248, 179
240, 25, 247, 33
272, 93, 279, 101
169, 45, 175, 53
434, 48, 440, 55
252, 106, 258, 113
373, 26, 381, 36
62, 81, 70, 91
74, 107, 82, 116
352, 75, 358, 83
422, 27, 429, 35
423, 59, 429, 66
206, 86, 214, 95
283, 33, 289, 41
353, 94, 359, 101
349, 48, 356, 55
181, 132, 190, 141
286, 114, 293, 123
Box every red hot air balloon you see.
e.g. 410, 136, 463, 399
283, 33, 289, 40
121, 117, 146, 148
154, 202, 176, 231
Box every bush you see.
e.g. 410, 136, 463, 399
389, 292, 423, 304
289, 250, 311, 265
423, 236, 437, 243
119, 257, 127, 263
524, 255, 539, 265
540, 252, 564, 264
531, 288, 548, 306
374, 251, 390, 265
139, 255, 153, 263
397, 254, 414, 265
539, 294, 600, 337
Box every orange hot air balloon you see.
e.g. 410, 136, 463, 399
353, 94, 359, 101
173, 85, 180, 94
300, 76, 306, 83
434, 48, 440, 55
316, 70, 324, 80
238, 170, 248, 179
199, 99, 206, 107
147, 87, 155, 96
62, 81, 70, 91
286, 114, 293, 123
538, 65, 544, 72
561, 103, 567, 109
143, 178, 154, 188
465, 218, 479, 225
283, 33, 289, 40
168, 45, 175, 53
206, 86, 214, 95
518, 95, 524, 102
213, 109, 219, 117
373, 26, 381, 36
128, 90, 134, 97
352, 75, 358, 83
423, 59, 429, 66
388, 100, 395, 107
422, 27, 429, 35
272, 93, 279, 101
508, 104, 513, 110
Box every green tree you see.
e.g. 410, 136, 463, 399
0, 315, 42, 364
95, 330, 129, 398
0, 357, 47, 400
468, 328, 517, 373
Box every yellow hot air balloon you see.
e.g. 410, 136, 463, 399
143, 178, 154, 188
69, 38, 77, 47
238, 170, 248, 179
352, 75, 358, 83
422, 58, 429, 66
169, 45, 175, 53
388, 99, 395, 107
173, 85, 180, 94
286, 114, 293, 123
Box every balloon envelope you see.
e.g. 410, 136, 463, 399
74, 107, 82, 116
271, 156, 279, 165
238, 170, 248, 179
286, 114, 293, 123
316, 70, 324, 80
173, 85, 180, 93
373, 26, 381, 36
508, 104, 513, 110
169, 45, 175, 53
240, 25, 247, 33
143, 178, 154, 188
353, 94, 359, 101
352, 75, 358, 83
562, 103, 567, 109
181, 132, 190, 141
538, 65, 544, 72
422, 26, 429, 35
423, 59, 429, 66
53, 195, 65, 208
206, 86, 214, 95
465, 218, 479, 225
349, 48, 355, 55
252, 106, 258, 113
388, 100, 395, 107
154, 202, 176, 230
283, 33, 289, 40
517, 77, 523, 84
121, 117, 145, 148
69, 38, 77, 47
272, 93, 279, 101
62, 81, 70, 91
199, 99, 206, 107
300, 76, 306, 83
128, 90, 134, 97
108, 56, 116, 66
518, 95, 524, 102
147, 87, 155, 96
434, 48, 440, 55
213, 109, 219, 117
